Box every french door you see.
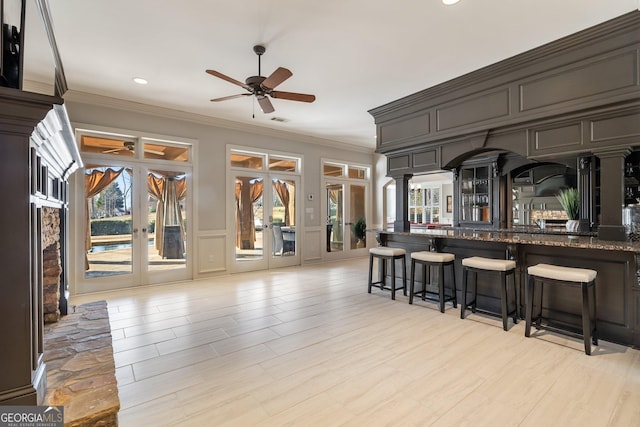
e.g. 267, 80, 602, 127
324, 181, 369, 258
230, 172, 300, 272
78, 162, 191, 292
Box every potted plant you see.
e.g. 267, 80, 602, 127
557, 188, 579, 232
352, 217, 367, 247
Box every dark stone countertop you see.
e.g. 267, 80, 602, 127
375, 227, 640, 253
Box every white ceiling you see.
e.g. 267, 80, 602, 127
25, 0, 640, 149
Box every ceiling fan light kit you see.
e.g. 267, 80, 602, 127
206, 45, 316, 114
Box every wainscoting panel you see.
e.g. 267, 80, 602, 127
197, 232, 227, 275
303, 227, 322, 263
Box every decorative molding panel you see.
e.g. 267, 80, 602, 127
303, 228, 322, 262
197, 233, 227, 274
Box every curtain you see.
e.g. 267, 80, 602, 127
84, 168, 124, 269
235, 178, 263, 249
273, 180, 290, 226
147, 173, 186, 258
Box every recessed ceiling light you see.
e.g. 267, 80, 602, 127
133, 77, 148, 85
442, 0, 460, 5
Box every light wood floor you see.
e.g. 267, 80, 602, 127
70, 258, 640, 426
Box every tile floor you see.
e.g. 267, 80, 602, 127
70, 258, 640, 426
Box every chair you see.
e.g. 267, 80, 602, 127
272, 225, 284, 255
409, 251, 457, 312
368, 247, 407, 300
461, 256, 518, 331
525, 263, 597, 355
282, 228, 295, 255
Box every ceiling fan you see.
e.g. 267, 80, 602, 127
102, 141, 165, 156
206, 45, 316, 114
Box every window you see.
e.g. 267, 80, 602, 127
323, 163, 344, 177
230, 149, 300, 174
409, 184, 440, 224
230, 152, 264, 169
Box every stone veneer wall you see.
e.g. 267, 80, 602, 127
42, 207, 62, 323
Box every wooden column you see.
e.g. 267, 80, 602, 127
392, 173, 412, 232
577, 156, 595, 232
596, 148, 630, 241
0, 89, 61, 405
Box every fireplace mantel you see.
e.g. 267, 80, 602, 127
0, 88, 81, 405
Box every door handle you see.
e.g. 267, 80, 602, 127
133, 228, 138, 233
142, 228, 147, 233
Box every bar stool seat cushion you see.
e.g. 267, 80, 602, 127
370, 247, 406, 257
462, 256, 515, 271
411, 251, 454, 263
528, 263, 597, 283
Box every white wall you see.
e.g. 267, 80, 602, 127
65, 97, 374, 281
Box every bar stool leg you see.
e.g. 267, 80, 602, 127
422, 264, 429, 301
582, 282, 591, 355
471, 271, 478, 313
450, 263, 458, 308
525, 274, 534, 337
510, 272, 518, 324
500, 271, 509, 331
409, 258, 416, 304
438, 263, 445, 313
390, 257, 396, 300
592, 282, 598, 345
401, 256, 407, 296
461, 267, 468, 319
368, 253, 374, 294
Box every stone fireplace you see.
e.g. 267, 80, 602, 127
42, 207, 64, 323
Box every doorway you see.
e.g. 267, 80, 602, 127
322, 160, 370, 258
75, 134, 192, 292
228, 148, 301, 273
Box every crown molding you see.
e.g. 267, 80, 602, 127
61, 89, 374, 154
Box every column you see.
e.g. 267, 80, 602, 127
392, 173, 412, 232
596, 148, 630, 241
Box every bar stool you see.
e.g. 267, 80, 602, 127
409, 251, 457, 312
368, 247, 407, 300
461, 256, 518, 331
525, 264, 598, 355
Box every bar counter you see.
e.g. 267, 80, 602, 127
379, 227, 640, 253
374, 228, 640, 349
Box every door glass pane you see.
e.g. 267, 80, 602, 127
349, 184, 366, 250
235, 177, 264, 261
147, 170, 187, 272
326, 183, 343, 252
272, 178, 296, 257
85, 166, 133, 278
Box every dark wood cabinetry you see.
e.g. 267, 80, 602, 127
455, 157, 500, 228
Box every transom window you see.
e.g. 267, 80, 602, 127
229, 149, 300, 173
322, 161, 369, 180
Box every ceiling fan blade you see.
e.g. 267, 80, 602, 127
261, 67, 292, 90
210, 93, 252, 102
144, 148, 165, 156
270, 91, 316, 103
102, 148, 124, 154
206, 69, 251, 90
257, 96, 275, 114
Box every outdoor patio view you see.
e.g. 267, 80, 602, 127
85, 167, 187, 278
